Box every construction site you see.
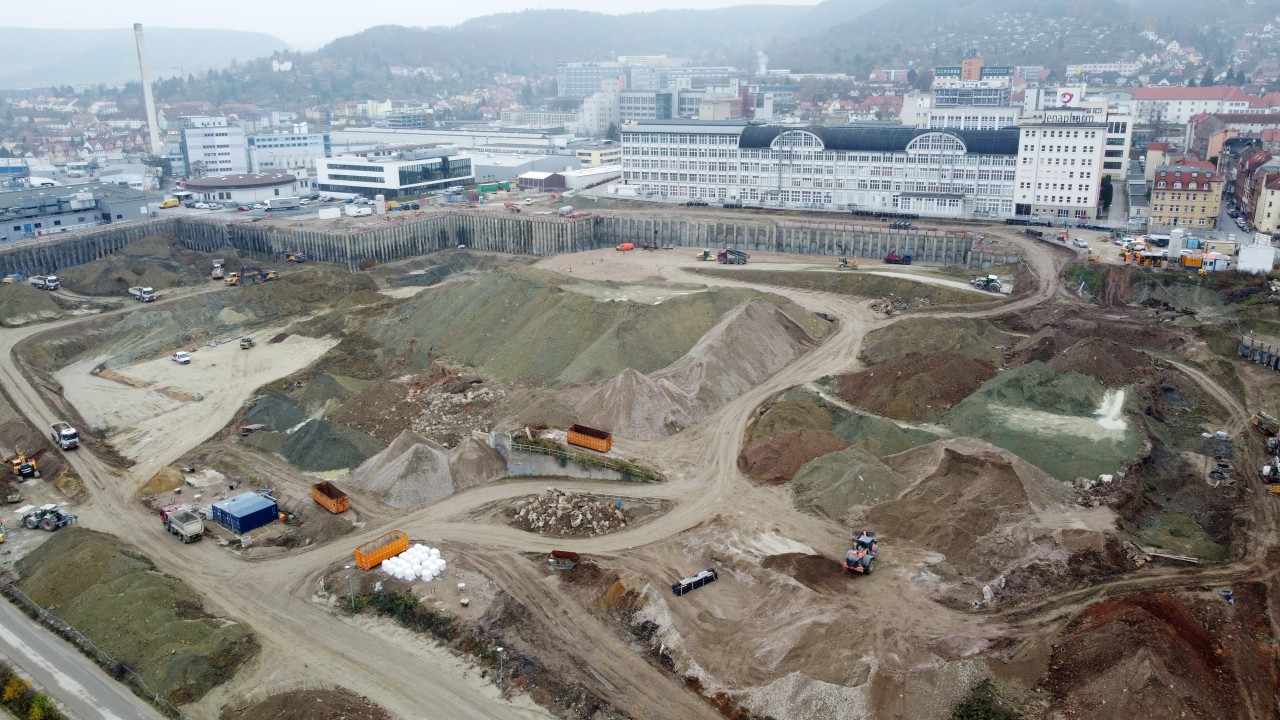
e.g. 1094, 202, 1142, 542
0, 204, 1276, 720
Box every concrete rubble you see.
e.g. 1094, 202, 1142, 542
511, 487, 631, 537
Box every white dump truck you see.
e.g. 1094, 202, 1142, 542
211, 259, 225, 280
127, 286, 156, 302
161, 504, 204, 543
29, 275, 60, 290
49, 422, 79, 450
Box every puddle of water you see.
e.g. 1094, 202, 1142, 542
993, 389, 1129, 442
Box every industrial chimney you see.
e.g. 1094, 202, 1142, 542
133, 23, 163, 156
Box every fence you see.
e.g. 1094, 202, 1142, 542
1239, 334, 1280, 372
0, 579, 193, 720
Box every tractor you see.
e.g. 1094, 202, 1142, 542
4, 449, 40, 481
837, 257, 858, 271
20, 504, 77, 532
843, 530, 878, 575
971, 275, 1002, 293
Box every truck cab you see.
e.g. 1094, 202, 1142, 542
50, 422, 79, 450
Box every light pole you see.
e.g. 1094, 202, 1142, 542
496, 646, 504, 692
344, 564, 354, 612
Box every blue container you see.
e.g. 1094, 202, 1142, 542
211, 492, 278, 534
1186, 239, 1200, 250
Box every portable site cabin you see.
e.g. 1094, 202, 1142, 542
211, 492, 278, 534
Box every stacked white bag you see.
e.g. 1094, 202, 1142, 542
380, 543, 448, 582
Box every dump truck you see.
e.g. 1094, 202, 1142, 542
29, 275, 60, 291
717, 248, 749, 265
567, 424, 613, 453
1254, 412, 1280, 437
354, 529, 409, 570
883, 250, 913, 265
312, 481, 351, 514
127, 286, 156, 302
843, 530, 878, 575
504, 202, 521, 213
211, 259, 225, 280
19, 504, 76, 532
161, 504, 204, 543
4, 450, 39, 480
49, 422, 79, 450
225, 272, 241, 286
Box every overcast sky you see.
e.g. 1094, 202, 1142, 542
8, 0, 819, 49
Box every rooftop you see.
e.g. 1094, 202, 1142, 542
185, 173, 296, 190
1130, 86, 1249, 101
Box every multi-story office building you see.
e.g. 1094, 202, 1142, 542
621, 120, 1020, 217
499, 109, 581, 127
1255, 174, 1280, 234
179, 116, 249, 176
246, 129, 331, 174
557, 57, 738, 98
932, 59, 1014, 107
1022, 88, 1134, 180
1127, 86, 1253, 126
1013, 118, 1109, 221
1149, 160, 1223, 229
899, 92, 1021, 130
315, 146, 473, 198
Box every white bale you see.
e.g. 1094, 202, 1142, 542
429, 548, 440, 559
457, 583, 466, 591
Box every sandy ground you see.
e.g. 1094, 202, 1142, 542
55, 331, 337, 483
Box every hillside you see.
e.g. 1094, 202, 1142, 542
0, 27, 288, 90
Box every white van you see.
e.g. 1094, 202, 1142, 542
171, 351, 191, 365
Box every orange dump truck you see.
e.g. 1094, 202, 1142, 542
354, 529, 409, 570
567, 424, 613, 453
312, 481, 350, 514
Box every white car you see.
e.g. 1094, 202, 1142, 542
194, 202, 208, 209
299, 198, 310, 205
1072, 238, 1089, 248
522, 198, 534, 205
171, 351, 191, 365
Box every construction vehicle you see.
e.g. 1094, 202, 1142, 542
971, 275, 1002, 293
211, 259, 225, 280
4, 449, 39, 480
837, 257, 858, 270
883, 250, 913, 265
503, 202, 521, 213
695, 249, 715, 261
127, 286, 156, 302
286, 251, 307, 263
225, 271, 241, 287
29, 275, 60, 291
49, 422, 79, 450
1057, 229, 1069, 243
616, 242, 635, 252
717, 248, 749, 265
239, 336, 255, 350
2, 483, 22, 504
19, 504, 76, 532
843, 530, 878, 575
1253, 412, 1280, 437
1086, 250, 1102, 263
161, 504, 204, 543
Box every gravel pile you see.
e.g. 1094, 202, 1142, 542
279, 419, 385, 472
351, 429, 454, 508
510, 488, 631, 537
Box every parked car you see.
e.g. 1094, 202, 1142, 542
409, 201, 420, 210
236, 205, 249, 211
1072, 237, 1089, 248
194, 202, 208, 209
299, 198, 310, 205
252, 203, 265, 210
522, 198, 534, 205
685, 199, 708, 206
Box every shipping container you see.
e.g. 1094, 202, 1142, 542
211, 492, 278, 534
671, 568, 718, 596
312, 481, 350, 514
567, 424, 612, 453
354, 529, 409, 570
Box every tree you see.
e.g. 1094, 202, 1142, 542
188, 160, 208, 179
1100, 176, 1114, 210
520, 83, 533, 107
1200, 65, 1215, 87
605, 123, 621, 143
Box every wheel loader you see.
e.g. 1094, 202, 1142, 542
3, 449, 40, 481
842, 530, 877, 575
837, 257, 858, 271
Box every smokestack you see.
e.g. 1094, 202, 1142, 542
133, 23, 163, 156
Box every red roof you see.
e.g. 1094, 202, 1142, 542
1148, 142, 1169, 151
1267, 175, 1280, 191
1192, 112, 1280, 124
1155, 161, 1222, 184
1131, 86, 1249, 101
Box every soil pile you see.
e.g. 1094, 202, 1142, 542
351, 429, 453, 507
17, 528, 256, 704
700, 268, 987, 306
242, 394, 308, 431
510, 487, 631, 537
381, 249, 529, 288
0, 283, 64, 326
292, 373, 363, 414
279, 419, 385, 472
834, 352, 997, 422
832, 412, 937, 457
860, 317, 1013, 365
792, 447, 911, 518
578, 299, 818, 440
1045, 337, 1150, 387
869, 440, 1075, 579
761, 553, 852, 593
374, 266, 826, 385
221, 688, 392, 720
747, 399, 833, 441
1041, 593, 1251, 719
58, 234, 228, 295
233, 267, 377, 319
941, 362, 1144, 480
739, 429, 849, 485
448, 434, 507, 491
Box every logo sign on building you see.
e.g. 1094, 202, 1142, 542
1055, 87, 1086, 107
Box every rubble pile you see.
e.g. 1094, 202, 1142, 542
869, 295, 933, 315
510, 488, 631, 537
409, 379, 506, 448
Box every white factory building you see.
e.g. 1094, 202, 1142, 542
620, 120, 1021, 218
314, 145, 474, 198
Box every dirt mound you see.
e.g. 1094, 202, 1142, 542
869, 441, 1075, 579
351, 429, 453, 507
940, 362, 1145, 481
292, 373, 362, 414
831, 412, 937, 457
860, 317, 1013, 366
221, 688, 391, 720
835, 352, 997, 422
738, 428, 849, 485
701, 268, 988, 306
1041, 593, 1250, 719
242, 394, 308, 431
58, 234, 224, 295
1045, 337, 1151, 387
748, 399, 832, 441
374, 265, 827, 386
381, 249, 529, 288
792, 447, 911, 518
16, 529, 256, 704
279, 419, 385, 472
448, 434, 507, 491
578, 299, 818, 440
510, 487, 631, 537
233, 267, 377, 319
1101, 263, 1137, 306
761, 553, 853, 593
0, 283, 64, 326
